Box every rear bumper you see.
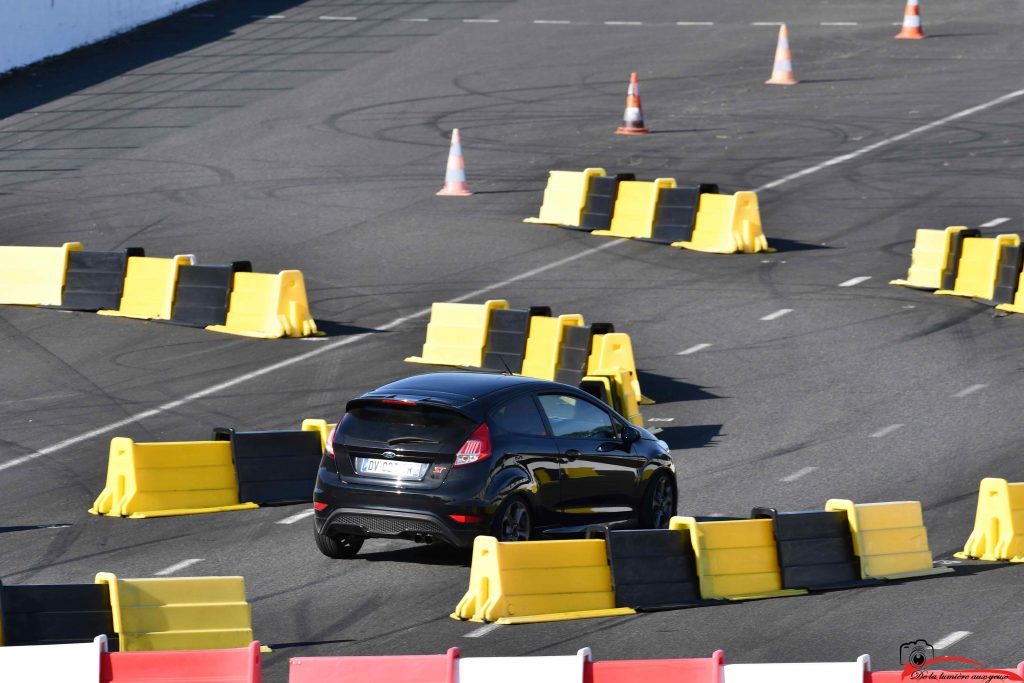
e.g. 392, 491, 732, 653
318, 506, 480, 547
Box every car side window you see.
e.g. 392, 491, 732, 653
537, 393, 617, 439
489, 394, 548, 437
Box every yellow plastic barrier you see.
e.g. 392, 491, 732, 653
672, 192, 771, 254
824, 499, 952, 580
89, 437, 258, 518
406, 300, 509, 367
668, 516, 806, 600
520, 314, 586, 380
98, 255, 193, 320
936, 234, 1020, 300
451, 536, 634, 624
206, 270, 319, 338
954, 478, 1024, 562
890, 226, 971, 290
0, 242, 83, 306
587, 332, 651, 405
300, 418, 335, 453
592, 178, 677, 239
96, 573, 254, 651
524, 168, 606, 227
583, 370, 643, 427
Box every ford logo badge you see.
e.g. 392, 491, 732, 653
382, 451, 398, 459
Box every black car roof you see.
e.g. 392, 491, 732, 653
355, 372, 554, 410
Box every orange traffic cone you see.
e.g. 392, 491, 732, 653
437, 128, 472, 196
895, 0, 924, 39
615, 72, 649, 135
766, 24, 798, 85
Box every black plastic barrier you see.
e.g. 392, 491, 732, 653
752, 507, 865, 590
604, 529, 703, 610
216, 428, 323, 505
939, 228, 981, 290
579, 174, 636, 232
170, 261, 251, 328
648, 184, 719, 244
555, 323, 612, 387
59, 248, 143, 311
992, 244, 1024, 305
483, 307, 550, 374
0, 581, 118, 649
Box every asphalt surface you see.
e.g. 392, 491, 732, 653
1, 0, 1023, 679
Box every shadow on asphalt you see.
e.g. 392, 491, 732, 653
639, 372, 722, 404
312, 320, 384, 338
265, 639, 355, 650
766, 238, 834, 252
357, 543, 473, 568
655, 424, 723, 450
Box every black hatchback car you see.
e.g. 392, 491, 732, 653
312, 372, 676, 558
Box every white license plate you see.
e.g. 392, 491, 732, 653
355, 457, 427, 479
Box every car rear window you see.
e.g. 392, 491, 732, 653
339, 402, 476, 446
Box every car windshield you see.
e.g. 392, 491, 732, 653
339, 402, 476, 446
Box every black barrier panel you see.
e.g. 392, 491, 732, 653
940, 229, 982, 291
555, 323, 613, 387
0, 582, 118, 649
605, 529, 704, 609
59, 248, 143, 311
578, 174, 636, 232
648, 184, 720, 244
991, 244, 1023, 305
216, 428, 323, 505
169, 261, 252, 328
482, 307, 550, 374
752, 507, 865, 590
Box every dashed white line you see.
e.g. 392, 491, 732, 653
781, 467, 818, 483
464, 19, 499, 23
676, 21, 714, 26
277, 509, 316, 525
954, 384, 987, 398
933, 631, 972, 650
752, 21, 784, 26
760, 308, 793, 321
251, 14, 285, 19
839, 276, 872, 287
533, 20, 572, 24
871, 424, 904, 438
980, 217, 1011, 228
400, 18, 430, 22
646, 418, 675, 423
320, 16, 357, 21
821, 21, 858, 26
605, 21, 643, 25
464, 623, 502, 638
677, 343, 712, 355
155, 559, 203, 576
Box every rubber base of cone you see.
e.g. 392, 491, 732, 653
616, 127, 650, 135
766, 76, 798, 85
437, 184, 472, 196
894, 30, 924, 39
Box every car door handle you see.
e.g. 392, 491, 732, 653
563, 449, 581, 460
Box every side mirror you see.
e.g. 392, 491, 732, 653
622, 426, 640, 445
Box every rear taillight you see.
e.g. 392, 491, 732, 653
382, 399, 417, 405
450, 514, 482, 523
325, 425, 337, 459
454, 423, 491, 467
314, 501, 328, 511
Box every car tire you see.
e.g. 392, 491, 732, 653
314, 527, 365, 559
491, 496, 532, 542
640, 471, 677, 529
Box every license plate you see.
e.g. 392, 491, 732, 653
355, 457, 427, 479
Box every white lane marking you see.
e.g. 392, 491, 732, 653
752, 21, 784, 26
781, 466, 817, 483
871, 424, 904, 438
821, 21, 858, 26
155, 558, 203, 576
464, 19, 499, 23
646, 418, 675, 423
251, 15, 285, 19
677, 343, 712, 355
677, 21, 714, 25
400, 18, 429, 22
760, 308, 793, 321
839, 276, 872, 287
933, 631, 972, 650
464, 623, 502, 638
954, 384, 987, 398
605, 21, 643, 25
533, 20, 571, 24
754, 87, 1024, 193
980, 217, 1011, 228
278, 509, 316, 525
320, 16, 357, 21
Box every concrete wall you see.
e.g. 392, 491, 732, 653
2, 0, 207, 74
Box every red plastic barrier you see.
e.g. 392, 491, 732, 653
100, 641, 261, 682
289, 647, 460, 683
868, 662, 1024, 682
587, 651, 724, 683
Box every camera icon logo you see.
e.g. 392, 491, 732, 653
900, 639, 935, 667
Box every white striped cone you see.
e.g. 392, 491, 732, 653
616, 72, 649, 135
437, 128, 472, 196
895, 0, 924, 39
765, 24, 798, 85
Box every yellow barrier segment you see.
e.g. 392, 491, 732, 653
587, 332, 651, 405
451, 536, 635, 624
954, 478, 1024, 562
824, 499, 952, 580
668, 516, 807, 600
89, 437, 259, 518
0, 242, 83, 306
672, 192, 771, 254
300, 419, 334, 453
207, 270, 319, 338
524, 168, 606, 227
96, 573, 254, 651
406, 300, 510, 367
520, 314, 586, 380
891, 226, 970, 290
936, 234, 1020, 299
592, 178, 677, 239
98, 255, 193, 320
584, 370, 644, 427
